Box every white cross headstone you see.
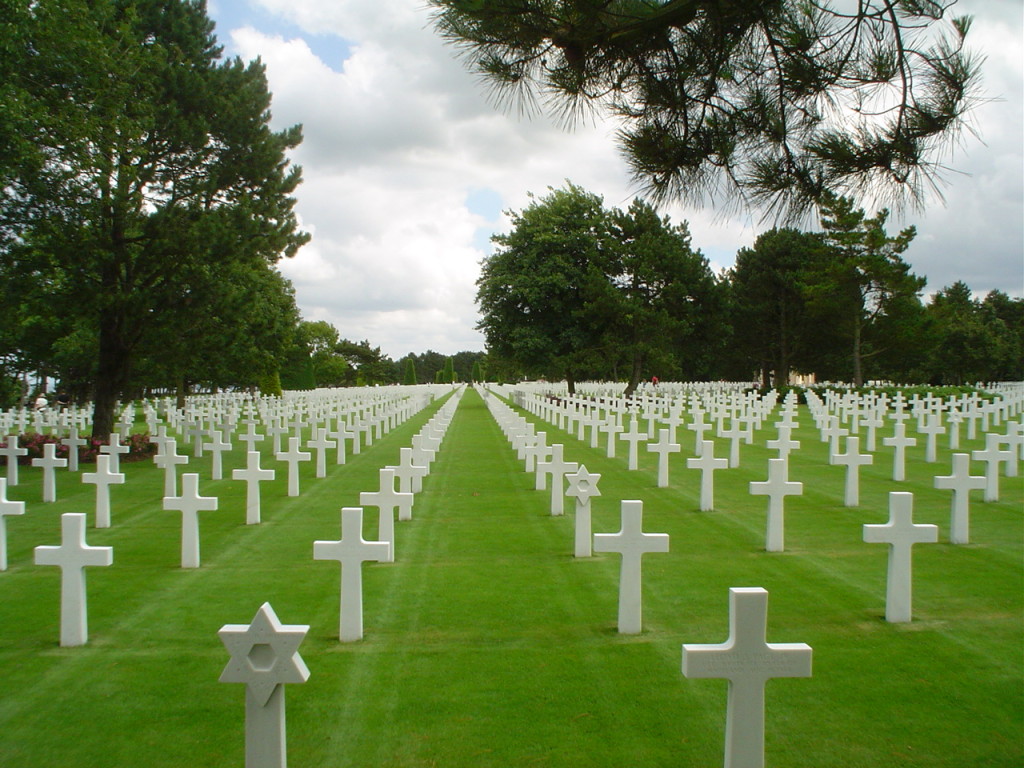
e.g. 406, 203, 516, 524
203, 429, 232, 481
647, 428, 681, 488
238, 421, 265, 454
276, 437, 311, 498
523, 431, 550, 474
61, 426, 87, 472
99, 433, 130, 474
682, 587, 812, 768
153, 437, 188, 497
0, 478, 26, 571
233, 451, 276, 525
565, 465, 601, 558
593, 500, 669, 634
266, 421, 288, 456
219, 602, 310, 768
1, 436, 28, 485
619, 418, 647, 470
720, 420, 746, 468
163, 473, 219, 568
972, 432, 1014, 502
34, 512, 113, 646
600, 419, 624, 459
390, 447, 428, 495
359, 468, 413, 561
313, 507, 390, 642
863, 492, 938, 623
830, 436, 873, 507
749, 458, 803, 552
688, 411, 710, 456
307, 428, 336, 479
536, 444, 578, 516
882, 422, 916, 482
81, 454, 125, 528
32, 442, 68, 502
766, 426, 800, 461
688, 440, 729, 511
917, 414, 945, 463
819, 416, 848, 455
933, 453, 986, 544
328, 420, 353, 465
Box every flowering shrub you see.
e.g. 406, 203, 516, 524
14, 433, 158, 464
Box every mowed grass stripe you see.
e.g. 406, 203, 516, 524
298, 388, 722, 767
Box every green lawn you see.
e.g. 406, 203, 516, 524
0, 386, 1021, 766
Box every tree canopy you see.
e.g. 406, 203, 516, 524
0, 0, 308, 434
476, 182, 720, 392
430, 0, 982, 220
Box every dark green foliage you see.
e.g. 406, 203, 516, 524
919, 284, 1024, 385
727, 229, 827, 386
257, 370, 283, 397
404, 357, 418, 386
478, 183, 614, 392
476, 182, 722, 393
429, 0, 982, 220
0, 0, 308, 435
605, 198, 721, 394
442, 356, 457, 383
804, 194, 925, 386
334, 339, 396, 386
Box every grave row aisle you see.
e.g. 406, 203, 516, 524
0, 385, 1021, 766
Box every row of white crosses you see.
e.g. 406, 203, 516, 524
486, 391, 671, 636
485, 388, 810, 768
155, 389, 441, 569
9, 387, 448, 659
523, 384, 1023, 609
214, 385, 459, 768
20, 385, 454, 768
314, 387, 463, 643
514, 383, 1022, 549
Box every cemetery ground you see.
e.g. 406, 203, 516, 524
0, 387, 1021, 767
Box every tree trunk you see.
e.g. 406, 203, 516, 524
777, 300, 790, 387
623, 348, 643, 398
566, 371, 577, 395
852, 315, 863, 387
91, 312, 133, 439
176, 376, 189, 411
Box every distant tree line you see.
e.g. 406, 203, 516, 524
476, 183, 1023, 391
277, 322, 488, 390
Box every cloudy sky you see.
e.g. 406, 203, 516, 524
206, 0, 1023, 360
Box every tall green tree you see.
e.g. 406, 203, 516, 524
477, 183, 614, 393
335, 340, 395, 386
605, 199, 718, 395
403, 357, 418, 386
808, 194, 924, 386
1, 0, 308, 435
728, 228, 826, 386
442, 356, 457, 384
921, 282, 1023, 385
430, 0, 982, 219
979, 290, 1024, 382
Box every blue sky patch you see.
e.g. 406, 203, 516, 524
208, 0, 352, 71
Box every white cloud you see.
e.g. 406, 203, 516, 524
218, 0, 1023, 358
